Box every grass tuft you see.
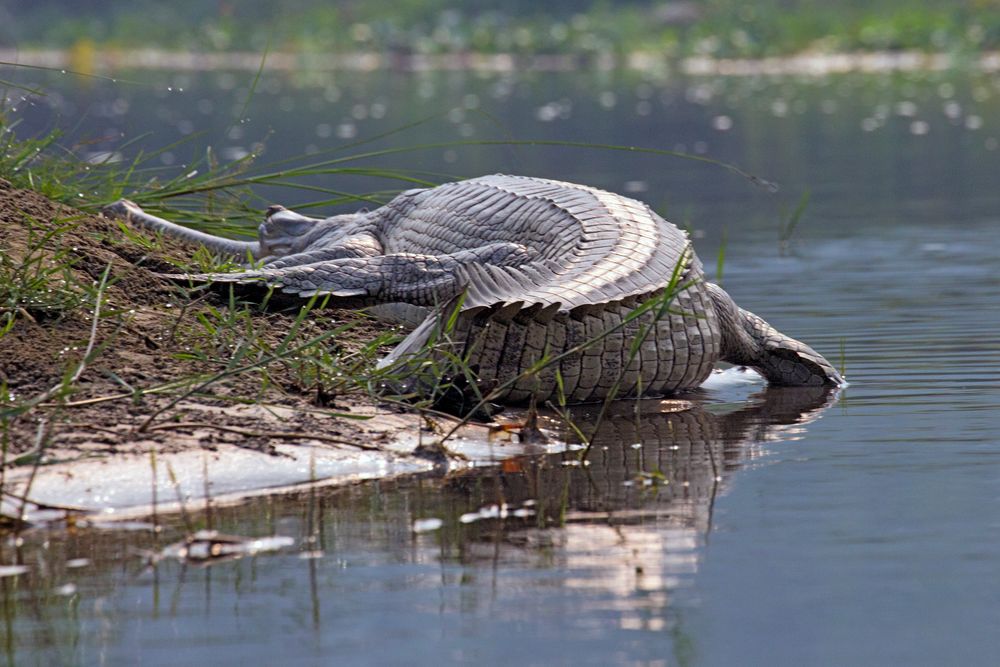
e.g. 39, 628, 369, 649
0, 217, 90, 337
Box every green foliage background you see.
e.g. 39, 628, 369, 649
4, 0, 1000, 57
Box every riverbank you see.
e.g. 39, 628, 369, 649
0, 178, 562, 525
9, 0, 998, 64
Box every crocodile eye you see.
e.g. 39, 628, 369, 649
262, 211, 315, 239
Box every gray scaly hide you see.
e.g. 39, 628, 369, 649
104, 175, 844, 404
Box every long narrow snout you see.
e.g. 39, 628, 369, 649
103, 199, 261, 259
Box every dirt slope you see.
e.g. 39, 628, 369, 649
0, 179, 404, 458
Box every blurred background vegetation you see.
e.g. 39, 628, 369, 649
4, 0, 1000, 58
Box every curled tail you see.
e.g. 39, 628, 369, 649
707, 283, 844, 387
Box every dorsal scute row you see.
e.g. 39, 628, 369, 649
381, 174, 695, 312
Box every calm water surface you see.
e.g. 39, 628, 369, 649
3, 66, 1000, 665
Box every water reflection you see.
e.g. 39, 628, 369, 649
3, 64, 997, 662
433, 386, 838, 627
1, 386, 837, 663
4, 68, 998, 220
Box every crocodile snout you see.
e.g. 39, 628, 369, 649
102, 198, 142, 220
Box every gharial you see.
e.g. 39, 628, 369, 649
103, 174, 844, 404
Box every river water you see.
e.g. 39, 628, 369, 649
3, 66, 1000, 665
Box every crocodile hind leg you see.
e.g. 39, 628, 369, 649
706, 282, 844, 387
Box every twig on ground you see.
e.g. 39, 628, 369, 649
144, 421, 384, 451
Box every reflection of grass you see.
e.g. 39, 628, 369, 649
839, 337, 847, 379
778, 190, 810, 255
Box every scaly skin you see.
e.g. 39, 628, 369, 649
103, 175, 844, 403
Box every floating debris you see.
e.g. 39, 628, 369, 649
659, 399, 695, 413
150, 530, 294, 565
0, 565, 29, 578
460, 504, 507, 524
629, 470, 668, 488
55, 583, 77, 596
412, 518, 444, 534
459, 501, 535, 524
84, 520, 158, 532
487, 411, 552, 444
65, 558, 91, 569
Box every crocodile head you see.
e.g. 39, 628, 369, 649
257, 206, 319, 258
257, 207, 364, 259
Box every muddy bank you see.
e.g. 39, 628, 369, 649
0, 180, 548, 521
0, 178, 393, 450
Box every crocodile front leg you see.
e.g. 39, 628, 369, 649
260, 234, 383, 268
185, 242, 545, 307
